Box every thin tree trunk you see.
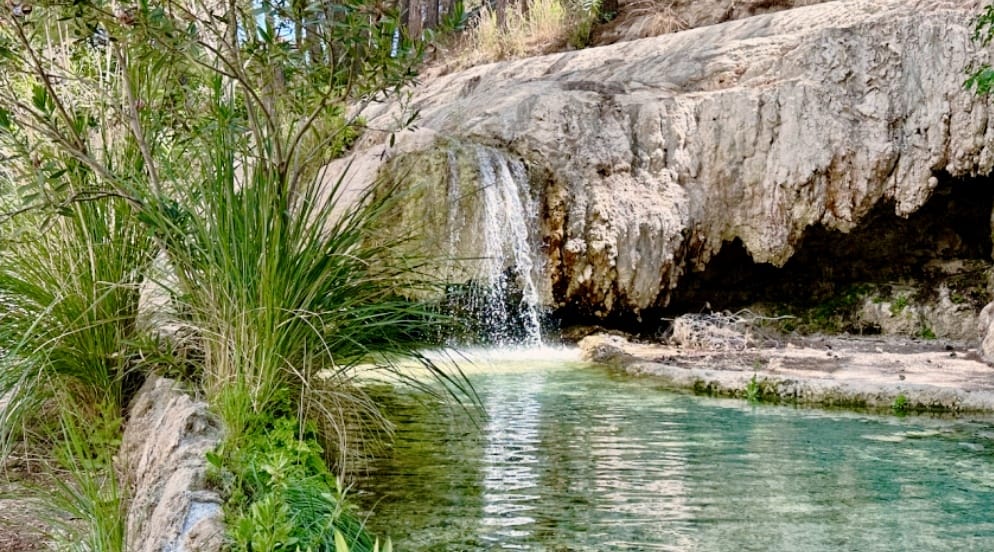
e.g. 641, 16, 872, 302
495, 0, 506, 29
407, 0, 423, 38
398, 0, 410, 29
423, 0, 438, 30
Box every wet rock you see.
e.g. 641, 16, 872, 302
119, 376, 224, 552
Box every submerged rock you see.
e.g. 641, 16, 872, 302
334, 0, 994, 335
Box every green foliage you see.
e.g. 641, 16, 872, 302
889, 294, 910, 316
54, 400, 124, 473
0, 199, 153, 458
569, 0, 602, 49
968, 4, 994, 94
33, 407, 127, 552
438, 1, 469, 34
891, 393, 909, 415
210, 416, 378, 552
334, 531, 393, 552
0, 0, 470, 545
919, 325, 937, 340
768, 284, 873, 334
745, 373, 761, 404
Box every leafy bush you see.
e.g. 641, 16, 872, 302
891, 393, 909, 415
968, 4, 994, 94
210, 416, 377, 552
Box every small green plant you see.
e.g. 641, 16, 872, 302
335, 530, 392, 552
567, 0, 602, 49
968, 4, 994, 94
919, 325, 937, 340
777, 283, 874, 334
892, 394, 909, 414
36, 407, 126, 552
210, 415, 380, 552
745, 373, 761, 403
889, 294, 910, 316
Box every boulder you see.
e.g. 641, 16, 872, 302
978, 301, 994, 361
594, 0, 829, 45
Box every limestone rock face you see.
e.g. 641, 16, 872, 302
336, 0, 994, 320
594, 0, 829, 45
120, 376, 224, 552
978, 301, 994, 360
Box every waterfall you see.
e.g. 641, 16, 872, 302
445, 145, 546, 345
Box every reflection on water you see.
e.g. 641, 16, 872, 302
356, 353, 994, 551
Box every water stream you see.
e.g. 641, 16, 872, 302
444, 146, 545, 345
358, 349, 994, 551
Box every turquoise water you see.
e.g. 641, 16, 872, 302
357, 351, 994, 551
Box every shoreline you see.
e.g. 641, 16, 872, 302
579, 333, 994, 414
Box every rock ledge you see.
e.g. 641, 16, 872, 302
580, 333, 994, 412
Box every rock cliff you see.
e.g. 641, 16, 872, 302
335, 0, 994, 326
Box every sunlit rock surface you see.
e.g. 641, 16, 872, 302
120, 377, 224, 552
335, 0, 994, 324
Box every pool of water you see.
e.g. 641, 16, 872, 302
356, 349, 994, 551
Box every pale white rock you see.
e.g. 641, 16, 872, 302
594, 0, 829, 46
331, 0, 994, 320
858, 286, 979, 341
120, 376, 224, 552
979, 301, 994, 361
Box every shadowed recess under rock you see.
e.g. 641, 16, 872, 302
574, 173, 994, 334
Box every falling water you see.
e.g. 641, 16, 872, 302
445, 145, 546, 345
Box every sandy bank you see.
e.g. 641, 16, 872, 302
579, 333, 994, 413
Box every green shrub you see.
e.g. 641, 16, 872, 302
892, 393, 909, 414
0, 0, 471, 546
745, 373, 761, 403
210, 416, 378, 552
0, 199, 153, 457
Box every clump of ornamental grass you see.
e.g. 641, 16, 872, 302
0, 199, 153, 460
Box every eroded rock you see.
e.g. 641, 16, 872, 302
594, 0, 829, 45
120, 376, 224, 552
978, 301, 994, 361
335, 0, 994, 327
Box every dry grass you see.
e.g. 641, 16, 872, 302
668, 312, 754, 352
665, 310, 793, 351
617, 0, 687, 40
458, 0, 572, 65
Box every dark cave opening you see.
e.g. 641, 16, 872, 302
554, 174, 994, 338
665, 175, 994, 322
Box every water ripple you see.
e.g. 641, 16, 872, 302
359, 362, 994, 551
